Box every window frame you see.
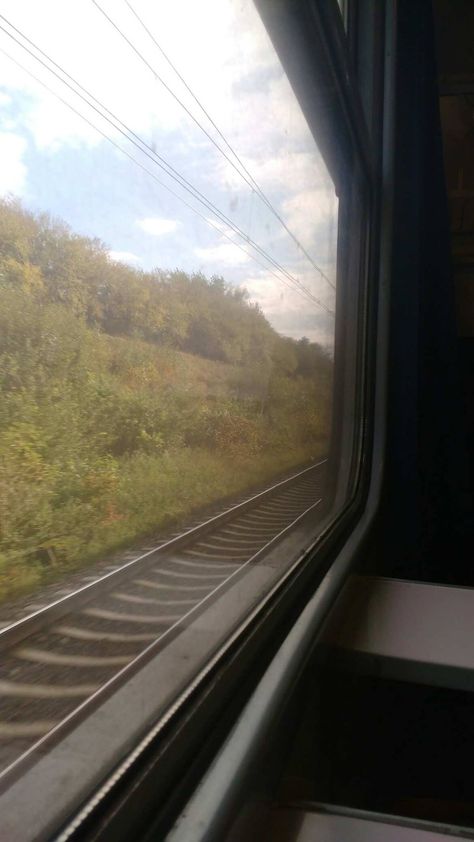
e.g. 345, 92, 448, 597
162, 2, 395, 837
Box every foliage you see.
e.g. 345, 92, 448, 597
0, 198, 333, 601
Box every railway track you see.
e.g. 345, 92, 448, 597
0, 459, 326, 778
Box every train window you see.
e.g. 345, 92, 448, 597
0, 1, 369, 838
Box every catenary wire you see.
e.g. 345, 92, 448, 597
89, 0, 333, 306
122, 0, 336, 292
0, 19, 334, 314
0, 42, 334, 315
0, 18, 334, 314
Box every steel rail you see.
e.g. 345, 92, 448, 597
0, 459, 326, 654
0, 494, 323, 788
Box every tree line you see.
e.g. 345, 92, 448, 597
0, 197, 332, 600
0, 197, 330, 373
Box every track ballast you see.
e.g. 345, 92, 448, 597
0, 459, 326, 775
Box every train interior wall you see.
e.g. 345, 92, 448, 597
370, 0, 474, 586
222, 2, 474, 839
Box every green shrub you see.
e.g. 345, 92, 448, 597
0, 198, 332, 602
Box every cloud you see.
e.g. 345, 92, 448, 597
0, 132, 27, 195
0, 0, 309, 171
0, 0, 338, 307
240, 268, 335, 347
0, 0, 278, 155
238, 153, 321, 193
108, 250, 142, 265
195, 242, 250, 265
282, 188, 336, 227
204, 216, 235, 238
0, 1, 189, 151
280, 188, 339, 267
136, 217, 180, 236
27, 96, 100, 151
216, 147, 322, 198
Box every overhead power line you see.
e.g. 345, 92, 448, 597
0, 46, 330, 314
0, 21, 334, 316
96, 0, 336, 292
0, 43, 306, 309
0, 19, 332, 315
124, 0, 335, 292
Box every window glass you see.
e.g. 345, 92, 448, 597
0, 0, 342, 831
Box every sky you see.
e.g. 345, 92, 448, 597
0, 0, 338, 347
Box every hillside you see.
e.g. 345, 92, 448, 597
0, 198, 332, 601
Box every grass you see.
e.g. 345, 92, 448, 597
0, 442, 326, 605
